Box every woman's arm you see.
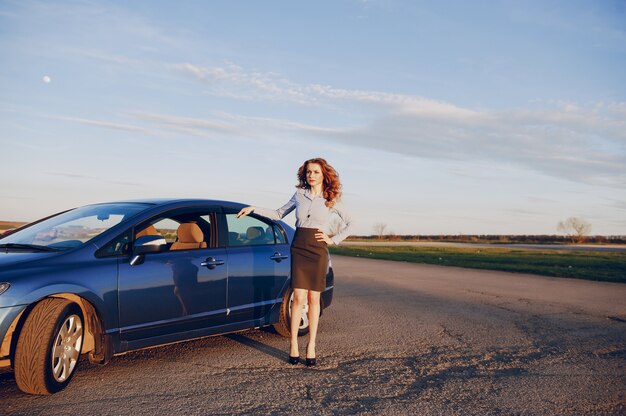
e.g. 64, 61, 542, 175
329, 201, 354, 245
236, 193, 297, 220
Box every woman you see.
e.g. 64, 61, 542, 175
236, 158, 353, 366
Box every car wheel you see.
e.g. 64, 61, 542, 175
14, 298, 84, 395
272, 288, 310, 337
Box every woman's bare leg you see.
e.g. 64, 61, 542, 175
290, 288, 308, 356
306, 290, 321, 359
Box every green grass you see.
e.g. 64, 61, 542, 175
329, 245, 626, 283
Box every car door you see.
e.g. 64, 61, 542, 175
222, 210, 290, 323
117, 208, 228, 349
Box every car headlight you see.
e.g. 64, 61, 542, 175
0, 283, 9, 295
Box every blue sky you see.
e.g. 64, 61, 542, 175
1, 0, 625, 235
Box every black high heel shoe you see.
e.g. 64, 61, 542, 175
289, 355, 300, 365
305, 343, 316, 366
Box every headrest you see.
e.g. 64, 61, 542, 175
246, 226, 264, 240
136, 225, 158, 238
177, 223, 204, 243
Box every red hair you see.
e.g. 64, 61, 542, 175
296, 158, 342, 208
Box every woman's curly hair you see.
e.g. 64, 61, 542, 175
296, 158, 342, 208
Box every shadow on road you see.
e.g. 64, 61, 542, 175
225, 333, 287, 362
0, 369, 14, 382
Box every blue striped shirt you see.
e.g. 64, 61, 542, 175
253, 188, 354, 245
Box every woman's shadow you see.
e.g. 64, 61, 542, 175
225, 332, 287, 362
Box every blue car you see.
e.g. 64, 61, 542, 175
0, 199, 334, 394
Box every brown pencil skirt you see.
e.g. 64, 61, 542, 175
290, 227, 329, 292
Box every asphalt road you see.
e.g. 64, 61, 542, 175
1, 256, 625, 415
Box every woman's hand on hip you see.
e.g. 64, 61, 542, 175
236, 206, 255, 218
315, 230, 333, 245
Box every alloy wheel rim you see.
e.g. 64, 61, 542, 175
51, 314, 83, 382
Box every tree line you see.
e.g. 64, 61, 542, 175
362, 217, 625, 244
351, 234, 626, 244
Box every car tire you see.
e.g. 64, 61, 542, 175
272, 288, 311, 337
14, 298, 84, 395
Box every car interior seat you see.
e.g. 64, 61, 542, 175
229, 231, 240, 246
135, 224, 161, 239
170, 223, 207, 250
245, 226, 265, 244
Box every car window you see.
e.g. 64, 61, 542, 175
225, 214, 277, 246
273, 224, 287, 244
149, 218, 180, 243
97, 210, 216, 257
96, 229, 133, 257
136, 211, 214, 251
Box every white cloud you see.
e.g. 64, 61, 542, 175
124, 100, 626, 188
56, 116, 158, 136
61, 61, 626, 189
203, 63, 624, 187
131, 111, 239, 137
174, 62, 487, 121
66, 48, 143, 66
174, 63, 314, 104
326, 106, 626, 187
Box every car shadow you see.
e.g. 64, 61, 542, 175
224, 333, 287, 362
0, 369, 14, 382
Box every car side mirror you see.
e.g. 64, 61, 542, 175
130, 235, 167, 266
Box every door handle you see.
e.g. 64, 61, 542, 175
270, 252, 289, 262
201, 257, 225, 269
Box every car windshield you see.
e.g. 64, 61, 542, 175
0, 203, 151, 250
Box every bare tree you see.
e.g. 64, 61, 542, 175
373, 222, 387, 240
557, 217, 592, 243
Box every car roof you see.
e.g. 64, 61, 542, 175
96, 198, 247, 207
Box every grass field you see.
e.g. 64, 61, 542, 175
0, 221, 27, 235
0, 221, 26, 230
329, 245, 626, 283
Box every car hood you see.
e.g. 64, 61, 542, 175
0, 251, 58, 268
